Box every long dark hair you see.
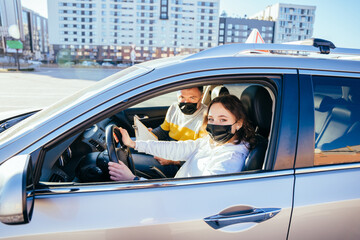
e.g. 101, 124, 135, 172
203, 94, 256, 149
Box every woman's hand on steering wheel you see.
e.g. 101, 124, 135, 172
108, 161, 135, 181
105, 124, 136, 175
118, 127, 136, 148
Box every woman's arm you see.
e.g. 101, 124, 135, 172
119, 126, 199, 161
135, 139, 199, 161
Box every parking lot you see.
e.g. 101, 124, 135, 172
0, 67, 119, 114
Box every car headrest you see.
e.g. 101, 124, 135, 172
240, 85, 272, 138
314, 94, 335, 112
211, 86, 229, 100
348, 87, 360, 105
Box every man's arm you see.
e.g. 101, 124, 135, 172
151, 103, 175, 140
151, 126, 170, 140
154, 156, 182, 166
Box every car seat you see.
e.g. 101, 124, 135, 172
211, 85, 230, 100
314, 94, 336, 140
240, 85, 273, 170
316, 87, 360, 151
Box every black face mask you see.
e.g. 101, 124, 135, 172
206, 123, 236, 144
179, 102, 198, 115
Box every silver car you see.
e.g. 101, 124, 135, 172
1, 40, 360, 239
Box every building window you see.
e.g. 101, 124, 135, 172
160, 0, 168, 19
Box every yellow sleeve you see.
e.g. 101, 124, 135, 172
160, 119, 170, 131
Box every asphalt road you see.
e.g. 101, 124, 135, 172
0, 67, 120, 114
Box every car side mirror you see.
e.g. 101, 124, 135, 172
0, 155, 34, 225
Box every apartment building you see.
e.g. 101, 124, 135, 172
0, 0, 23, 54
218, 17, 274, 45
48, 0, 220, 63
251, 3, 316, 43
22, 8, 51, 60
0, 0, 50, 60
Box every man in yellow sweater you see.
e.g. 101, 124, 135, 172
151, 87, 207, 166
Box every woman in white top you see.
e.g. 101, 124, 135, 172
108, 94, 256, 180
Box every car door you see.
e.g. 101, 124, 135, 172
0, 69, 298, 239
288, 72, 360, 239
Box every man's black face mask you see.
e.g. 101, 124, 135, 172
179, 102, 198, 115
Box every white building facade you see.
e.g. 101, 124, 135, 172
0, 0, 50, 60
48, 0, 219, 63
251, 3, 316, 43
22, 8, 51, 60
0, 0, 23, 54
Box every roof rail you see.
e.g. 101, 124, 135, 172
184, 42, 360, 61
283, 38, 335, 54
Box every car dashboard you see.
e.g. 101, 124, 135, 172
40, 116, 122, 183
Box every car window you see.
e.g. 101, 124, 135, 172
38, 80, 276, 185
313, 76, 360, 166
131, 92, 176, 108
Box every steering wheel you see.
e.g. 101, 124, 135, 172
104, 124, 135, 174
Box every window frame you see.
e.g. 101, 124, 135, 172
32, 72, 291, 192
296, 70, 360, 169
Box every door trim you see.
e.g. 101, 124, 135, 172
295, 162, 360, 174
35, 169, 294, 197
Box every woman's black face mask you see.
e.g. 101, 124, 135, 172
179, 102, 198, 115
206, 123, 236, 143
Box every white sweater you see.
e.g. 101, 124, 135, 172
135, 136, 249, 178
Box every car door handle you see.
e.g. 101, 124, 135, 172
137, 115, 149, 120
204, 207, 281, 230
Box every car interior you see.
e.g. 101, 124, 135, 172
37, 82, 275, 184
313, 76, 360, 165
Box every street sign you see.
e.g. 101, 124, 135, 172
6, 40, 23, 49
5, 40, 23, 70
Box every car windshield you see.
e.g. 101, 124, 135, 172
0, 65, 150, 147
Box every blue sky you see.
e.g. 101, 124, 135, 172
220, 0, 360, 48
21, 0, 360, 48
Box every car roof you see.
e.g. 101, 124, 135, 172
185, 41, 360, 59
181, 42, 360, 73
